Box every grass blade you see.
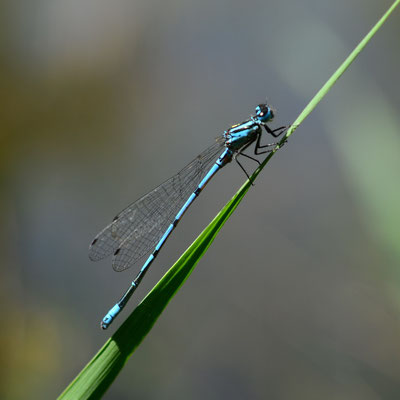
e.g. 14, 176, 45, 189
58, 1, 400, 398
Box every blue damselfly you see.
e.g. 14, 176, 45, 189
89, 103, 287, 329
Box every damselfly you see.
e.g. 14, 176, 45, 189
89, 103, 287, 329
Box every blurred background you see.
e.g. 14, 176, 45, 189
1, 0, 400, 399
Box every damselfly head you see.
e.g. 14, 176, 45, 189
255, 104, 274, 123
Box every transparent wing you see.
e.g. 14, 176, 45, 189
89, 137, 225, 271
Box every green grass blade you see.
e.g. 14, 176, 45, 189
278, 0, 399, 140
58, 1, 399, 398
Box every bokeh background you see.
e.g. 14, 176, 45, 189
1, 0, 400, 399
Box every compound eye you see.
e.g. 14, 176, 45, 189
256, 104, 274, 122
255, 105, 264, 116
